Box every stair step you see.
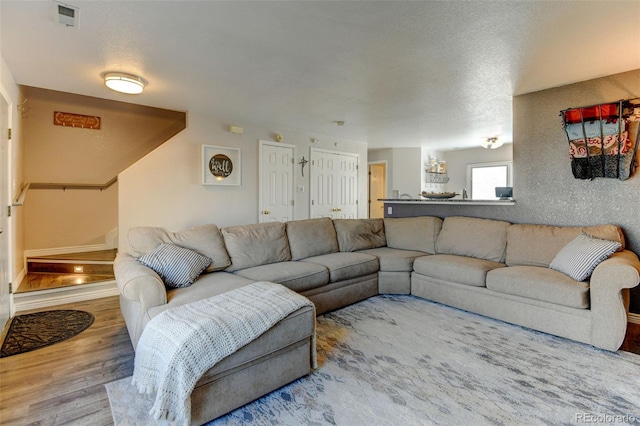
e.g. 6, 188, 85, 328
16, 272, 116, 294
27, 261, 114, 275
26, 249, 117, 274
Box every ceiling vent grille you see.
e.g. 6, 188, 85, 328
54, 2, 79, 28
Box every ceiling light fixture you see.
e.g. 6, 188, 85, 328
481, 137, 503, 149
103, 72, 147, 94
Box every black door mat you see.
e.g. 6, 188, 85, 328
0, 310, 94, 358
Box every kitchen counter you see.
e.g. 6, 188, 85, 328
380, 198, 515, 206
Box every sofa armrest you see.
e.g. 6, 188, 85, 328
589, 250, 640, 351
114, 253, 167, 307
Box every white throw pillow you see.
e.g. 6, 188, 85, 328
138, 243, 212, 288
549, 232, 621, 281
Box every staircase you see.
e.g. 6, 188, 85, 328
14, 249, 119, 312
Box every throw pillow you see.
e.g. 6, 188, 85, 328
549, 232, 621, 281
138, 243, 212, 288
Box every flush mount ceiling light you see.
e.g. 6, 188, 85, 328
103, 72, 147, 94
481, 137, 503, 149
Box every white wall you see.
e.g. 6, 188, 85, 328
391, 148, 421, 197
1, 55, 25, 284
369, 147, 432, 198
118, 112, 368, 251
443, 144, 513, 197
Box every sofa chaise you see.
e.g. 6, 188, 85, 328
115, 215, 640, 425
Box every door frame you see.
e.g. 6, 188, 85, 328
0, 86, 13, 324
258, 140, 296, 222
367, 160, 387, 218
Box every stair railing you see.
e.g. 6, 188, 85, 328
12, 176, 117, 207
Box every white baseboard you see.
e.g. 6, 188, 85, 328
105, 227, 118, 249
24, 243, 113, 259
24, 228, 119, 259
628, 312, 640, 325
13, 280, 118, 313
12, 268, 25, 294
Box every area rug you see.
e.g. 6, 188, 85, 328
106, 296, 640, 425
0, 309, 94, 358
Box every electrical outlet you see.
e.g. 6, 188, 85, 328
387, 206, 393, 215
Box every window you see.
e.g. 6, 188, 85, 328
466, 161, 512, 200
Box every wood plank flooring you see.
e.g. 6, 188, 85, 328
0, 296, 638, 425
15, 273, 116, 294
0, 296, 134, 425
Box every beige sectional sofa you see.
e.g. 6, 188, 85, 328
115, 215, 640, 425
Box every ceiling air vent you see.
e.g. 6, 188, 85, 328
54, 2, 79, 28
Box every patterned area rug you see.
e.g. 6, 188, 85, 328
0, 310, 94, 358
105, 296, 640, 425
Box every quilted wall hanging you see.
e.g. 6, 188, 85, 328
560, 98, 640, 180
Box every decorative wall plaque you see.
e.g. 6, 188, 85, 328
202, 145, 242, 186
53, 111, 101, 129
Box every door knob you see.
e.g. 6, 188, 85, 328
263, 210, 270, 215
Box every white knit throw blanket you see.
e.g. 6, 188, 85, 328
131, 281, 316, 425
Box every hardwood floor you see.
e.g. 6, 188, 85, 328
0, 296, 134, 425
0, 296, 638, 425
16, 250, 117, 294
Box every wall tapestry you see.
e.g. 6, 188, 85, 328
560, 98, 640, 180
202, 145, 242, 186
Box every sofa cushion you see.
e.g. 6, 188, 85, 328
435, 216, 510, 262
137, 243, 212, 288
413, 254, 505, 287
127, 224, 230, 272
333, 219, 386, 252
149, 272, 255, 317
301, 252, 379, 282
286, 218, 339, 260
234, 261, 329, 293
359, 247, 428, 272
384, 216, 443, 254
222, 222, 291, 272
506, 223, 625, 268
486, 266, 590, 309
549, 232, 621, 281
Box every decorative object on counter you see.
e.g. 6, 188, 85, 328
392, 189, 400, 199
560, 98, 639, 180
421, 191, 457, 199
424, 171, 449, 184
481, 137, 503, 149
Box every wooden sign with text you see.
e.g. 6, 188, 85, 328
53, 111, 101, 130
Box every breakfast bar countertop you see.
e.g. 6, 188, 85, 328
380, 198, 516, 206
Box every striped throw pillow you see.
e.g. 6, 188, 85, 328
549, 232, 621, 281
138, 243, 212, 288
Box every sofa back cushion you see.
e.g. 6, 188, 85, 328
435, 216, 510, 263
384, 216, 443, 254
333, 219, 386, 252
127, 224, 230, 272
222, 222, 291, 271
506, 223, 625, 267
286, 217, 339, 260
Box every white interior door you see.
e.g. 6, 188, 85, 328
259, 141, 294, 223
310, 148, 358, 219
335, 154, 358, 219
0, 94, 10, 328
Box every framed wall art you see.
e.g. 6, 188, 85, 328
202, 145, 242, 186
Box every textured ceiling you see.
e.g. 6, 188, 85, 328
2, 1, 639, 150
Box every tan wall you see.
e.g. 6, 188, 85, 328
22, 87, 186, 250
118, 111, 369, 252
